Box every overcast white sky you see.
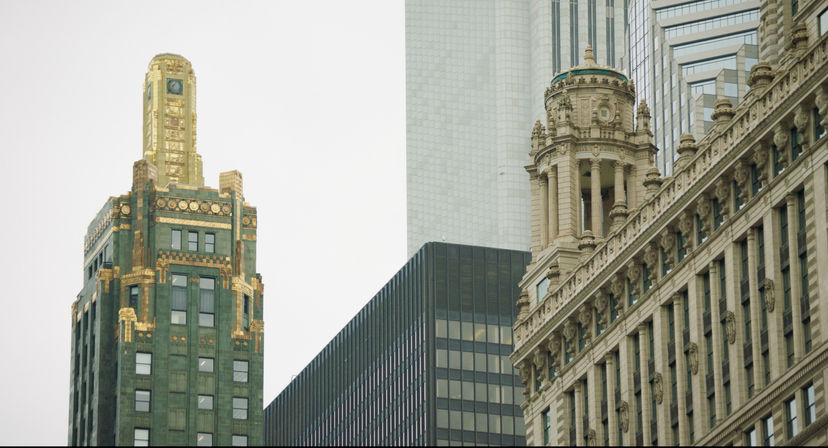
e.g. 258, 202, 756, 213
0, 1, 405, 444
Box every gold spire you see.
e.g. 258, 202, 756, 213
142, 54, 204, 186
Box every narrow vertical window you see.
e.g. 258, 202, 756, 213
746, 427, 757, 446
188, 231, 198, 251
786, 397, 798, 438
763, 414, 775, 446
205, 232, 215, 253
199, 277, 215, 327
243, 294, 250, 331
543, 408, 552, 445
171, 274, 187, 325
129, 285, 139, 310
171, 229, 181, 250
803, 384, 816, 426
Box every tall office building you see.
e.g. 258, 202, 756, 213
68, 54, 264, 446
265, 242, 530, 446
406, 0, 629, 256
629, 0, 761, 176
513, 1, 828, 445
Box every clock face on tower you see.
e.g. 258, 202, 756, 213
166, 78, 183, 95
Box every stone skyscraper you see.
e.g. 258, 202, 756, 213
68, 54, 264, 446
406, 0, 629, 256
513, 1, 828, 446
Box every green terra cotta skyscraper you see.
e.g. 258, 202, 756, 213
68, 54, 264, 447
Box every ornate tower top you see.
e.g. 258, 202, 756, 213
142, 53, 204, 186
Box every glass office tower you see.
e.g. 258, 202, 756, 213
629, 0, 760, 176
264, 242, 531, 446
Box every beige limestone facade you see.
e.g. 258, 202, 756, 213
512, 1, 828, 446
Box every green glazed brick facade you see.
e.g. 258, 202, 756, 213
69, 54, 263, 447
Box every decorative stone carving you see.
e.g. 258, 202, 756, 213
794, 104, 809, 144
654, 372, 664, 404
594, 292, 608, 327
696, 194, 712, 235
547, 334, 561, 361
531, 120, 547, 154
733, 160, 750, 203
533, 348, 547, 382
643, 243, 659, 284
518, 360, 531, 389
773, 124, 789, 168
660, 228, 675, 269
715, 176, 731, 219
547, 261, 561, 287
764, 279, 775, 312
563, 320, 576, 354
711, 98, 735, 125
626, 260, 641, 296
816, 85, 828, 129
579, 304, 592, 341
675, 133, 698, 171
636, 99, 651, 134
517, 291, 530, 320
132, 230, 145, 269
643, 168, 663, 199
677, 210, 694, 251
619, 401, 630, 433
688, 342, 699, 375
752, 143, 769, 183
587, 429, 597, 446
747, 62, 773, 90
725, 311, 736, 345
579, 231, 598, 254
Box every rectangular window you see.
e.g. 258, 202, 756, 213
773, 144, 784, 176
134, 428, 149, 447
199, 357, 214, 373
804, 383, 816, 426
233, 397, 248, 420
188, 231, 198, 251
243, 294, 250, 331
199, 277, 215, 327
543, 408, 552, 445
198, 394, 213, 410
231, 435, 248, 446
751, 163, 762, 195
814, 107, 826, 139
129, 285, 139, 310
697, 214, 707, 244
197, 432, 213, 446
746, 427, 757, 446
642, 263, 651, 293
136, 352, 152, 375
628, 278, 638, 307
821, 7, 828, 36
609, 293, 618, 323
171, 274, 187, 325
171, 229, 182, 250
786, 397, 798, 438
713, 198, 723, 230
746, 365, 754, 398
205, 232, 215, 253
234, 360, 249, 383
763, 414, 775, 446
537, 277, 549, 302
135, 390, 151, 412
791, 127, 803, 162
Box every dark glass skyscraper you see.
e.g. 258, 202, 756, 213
264, 242, 530, 446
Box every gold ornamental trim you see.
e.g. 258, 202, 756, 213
241, 234, 256, 241
155, 216, 231, 230
156, 250, 232, 288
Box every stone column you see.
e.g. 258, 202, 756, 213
540, 173, 549, 248
638, 323, 651, 444
746, 228, 764, 392
549, 166, 558, 241
575, 381, 584, 444
606, 352, 618, 446
609, 161, 629, 231
591, 158, 603, 237
786, 193, 804, 362
709, 261, 725, 425
673, 293, 690, 446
